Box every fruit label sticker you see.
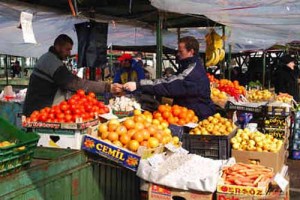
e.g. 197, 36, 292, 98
81, 135, 141, 171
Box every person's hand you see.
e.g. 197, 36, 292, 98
123, 82, 137, 92
111, 83, 123, 93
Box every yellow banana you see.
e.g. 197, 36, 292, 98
218, 48, 225, 61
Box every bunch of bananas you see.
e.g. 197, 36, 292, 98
205, 29, 225, 67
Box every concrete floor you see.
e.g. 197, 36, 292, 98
288, 159, 300, 200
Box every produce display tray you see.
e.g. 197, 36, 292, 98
182, 129, 237, 160
0, 117, 40, 177
266, 105, 292, 117
226, 101, 266, 113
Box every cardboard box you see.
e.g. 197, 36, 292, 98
22, 116, 99, 130
34, 127, 93, 149
148, 184, 213, 200
232, 144, 285, 173
81, 135, 164, 171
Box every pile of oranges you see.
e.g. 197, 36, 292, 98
189, 113, 236, 136
98, 110, 180, 152
153, 104, 199, 126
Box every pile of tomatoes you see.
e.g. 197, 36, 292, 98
153, 104, 198, 126
207, 73, 246, 98
27, 90, 109, 123
98, 110, 180, 152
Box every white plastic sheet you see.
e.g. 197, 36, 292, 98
151, 0, 300, 52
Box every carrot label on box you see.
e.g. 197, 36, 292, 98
217, 185, 265, 196
81, 135, 140, 171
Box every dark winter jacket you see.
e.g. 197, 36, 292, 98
275, 65, 299, 101
23, 46, 111, 116
137, 56, 215, 119
113, 60, 145, 84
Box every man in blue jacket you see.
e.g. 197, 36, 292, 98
113, 53, 145, 84
124, 36, 215, 119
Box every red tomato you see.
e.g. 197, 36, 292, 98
77, 89, 85, 97
64, 110, 72, 115
30, 117, 38, 122
98, 102, 105, 108
71, 94, 80, 101
103, 107, 109, 113
60, 104, 69, 111
56, 113, 65, 120
48, 113, 55, 120
68, 98, 76, 105
88, 92, 96, 98
85, 104, 92, 112
65, 114, 73, 122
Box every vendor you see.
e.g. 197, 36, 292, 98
124, 36, 215, 119
23, 34, 122, 117
113, 53, 145, 84
274, 55, 299, 101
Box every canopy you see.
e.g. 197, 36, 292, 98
150, 0, 300, 52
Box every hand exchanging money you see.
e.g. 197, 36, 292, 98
111, 83, 123, 93
123, 82, 137, 92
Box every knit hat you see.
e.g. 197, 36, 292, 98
281, 55, 296, 65
118, 53, 132, 61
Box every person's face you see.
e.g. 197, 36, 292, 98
177, 42, 194, 60
121, 59, 131, 68
287, 61, 295, 70
55, 43, 73, 60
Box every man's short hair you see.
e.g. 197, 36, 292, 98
54, 34, 73, 46
179, 36, 199, 55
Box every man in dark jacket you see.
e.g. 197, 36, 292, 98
274, 55, 299, 101
124, 36, 215, 119
23, 34, 122, 116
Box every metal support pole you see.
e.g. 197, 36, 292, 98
5, 55, 9, 85
221, 26, 226, 78
262, 51, 266, 88
228, 44, 232, 80
156, 12, 163, 78
177, 28, 180, 42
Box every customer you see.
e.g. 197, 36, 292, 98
113, 53, 145, 84
23, 34, 122, 116
124, 36, 215, 119
274, 55, 299, 101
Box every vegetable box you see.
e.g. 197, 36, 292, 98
81, 135, 164, 171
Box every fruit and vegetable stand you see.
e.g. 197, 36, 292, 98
0, 87, 294, 200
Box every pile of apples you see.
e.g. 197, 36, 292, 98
153, 104, 198, 126
98, 110, 180, 152
211, 87, 228, 108
247, 89, 273, 102
189, 113, 236, 135
27, 90, 109, 123
231, 128, 283, 152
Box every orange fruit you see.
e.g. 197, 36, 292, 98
143, 122, 152, 128
108, 124, 118, 132
100, 131, 109, 140
177, 119, 186, 126
143, 111, 152, 116
132, 132, 144, 142
141, 129, 150, 140
134, 122, 145, 130
134, 109, 142, 116
140, 141, 148, 147
128, 140, 140, 152
127, 129, 136, 138
153, 112, 162, 119
123, 118, 135, 129
161, 121, 169, 129
148, 137, 159, 148
152, 119, 160, 125
115, 125, 127, 135
98, 123, 108, 133
134, 115, 144, 123
172, 108, 181, 116
108, 132, 119, 142
147, 126, 157, 136
120, 134, 131, 145
153, 132, 163, 142
113, 140, 123, 147
158, 105, 167, 113
162, 111, 171, 119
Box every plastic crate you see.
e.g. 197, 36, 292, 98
0, 117, 39, 176
226, 102, 265, 113
183, 129, 237, 160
